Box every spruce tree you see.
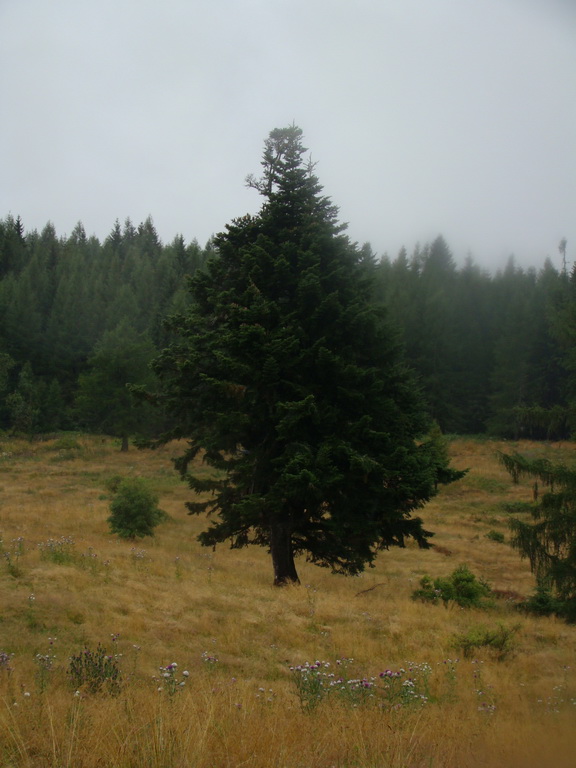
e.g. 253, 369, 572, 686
499, 451, 576, 620
76, 322, 158, 451
146, 126, 458, 584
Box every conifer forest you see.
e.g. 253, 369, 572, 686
0, 212, 573, 443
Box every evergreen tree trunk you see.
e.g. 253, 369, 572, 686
270, 518, 299, 586
120, 434, 129, 452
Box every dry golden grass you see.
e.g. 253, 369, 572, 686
1, 434, 576, 767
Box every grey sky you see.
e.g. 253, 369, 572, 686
1, 0, 575, 271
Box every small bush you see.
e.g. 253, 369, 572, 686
3, 536, 25, 578
451, 624, 520, 660
523, 582, 559, 616
517, 582, 576, 623
107, 477, 164, 539
0, 651, 14, 672
38, 535, 76, 564
412, 565, 493, 609
289, 659, 430, 712
486, 530, 505, 543
68, 644, 122, 694
52, 436, 81, 451
104, 474, 124, 494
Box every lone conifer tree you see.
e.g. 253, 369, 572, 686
152, 126, 456, 585
499, 451, 576, 620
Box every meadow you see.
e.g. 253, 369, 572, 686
1, 435, 575, 768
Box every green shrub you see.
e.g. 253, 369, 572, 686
412, 564, 493, 609
451, 623, 519, 660
486, 529, 505, 543
104, 474, 124, 494
107, 478, 164, 539
38, 535, 77, 564
558, 598, 576, 623
520, 581, 563, 618
68, 644, 122, 694
52, 436, 81, 451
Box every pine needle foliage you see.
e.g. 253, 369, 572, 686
151, 126, 462, 585
499, 451, 576, 620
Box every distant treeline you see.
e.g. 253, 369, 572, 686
0, 214, 573, 441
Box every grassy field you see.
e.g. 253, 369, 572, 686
1, 435, 576, 767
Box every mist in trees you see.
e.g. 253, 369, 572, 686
0, 209, 572, 443
0, 214, 209, 443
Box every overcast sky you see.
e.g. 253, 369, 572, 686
1, 0, 575, 271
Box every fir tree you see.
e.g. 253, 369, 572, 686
76, 322, 158, 451
151, 126, 459, 585
499, 451, 576, 621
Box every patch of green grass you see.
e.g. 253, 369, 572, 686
66, 610, 86, 625
51, 436, 82, 451
451, 623, 520, 660
465, 475, 510, 494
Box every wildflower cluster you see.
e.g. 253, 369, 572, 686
130, 547, 149, 566
3, 536, 25, 577
78, 546, 101, 573
201, 650, 219, 665
537, 665, 576, 713
34, 639, 57, 693
68, 642, 122, 694
256, 686, 276, 703
289, 658, 430, 712
379, 662, 431, 708
289, 660, 330, 710
38, 536, 76, 565
156, 662, 189, 695
35, 652, 56, 671
0, 651, 14, 672
440, 658, 460, 702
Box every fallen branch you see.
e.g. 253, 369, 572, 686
355, 582, 387, 597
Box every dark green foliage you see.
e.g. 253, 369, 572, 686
0, 214, 209, 434
499, 451, 576, 622
426, 422, 468, 488
68, 644, 122, 694
520, 581, 563, 618
0, 212, 573, 440
151, 126, 462, 584
0, 214, 27, 277
550, 263, 576, 437
105, 474, 125, 494
5, 362, 40, 436
412, 564, 493, 608
486, 530, 505, 543
107, 477, 164, 539
487, 260, 572, 439
0, 351, 15, 393
75, 322, 160, 450
406, 236, 462, 430
376, 250, 573, 436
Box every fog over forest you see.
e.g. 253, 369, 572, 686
1, 0, 574, 271
0, 209, 575, 444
